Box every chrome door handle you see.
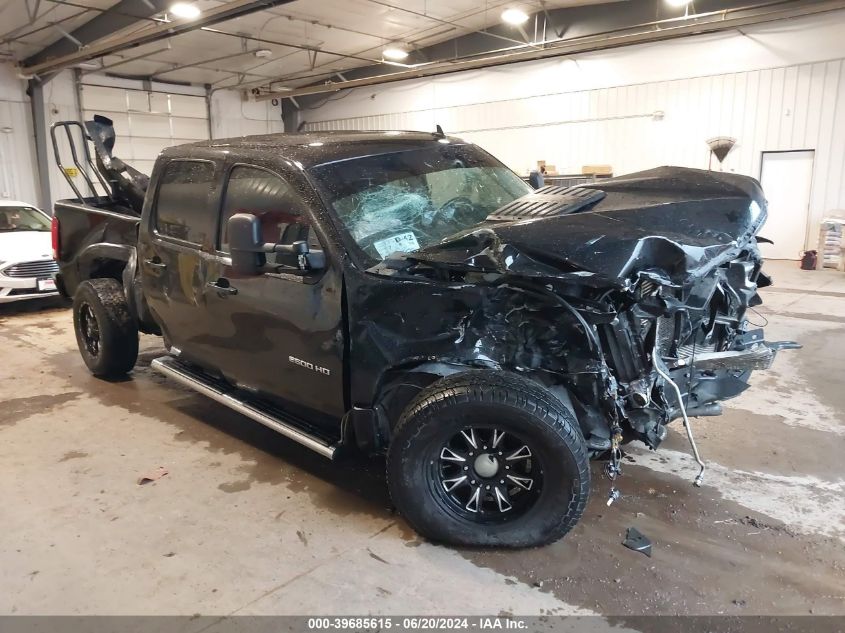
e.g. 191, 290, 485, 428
207, 280, 238, 295
144, 258, 166, 269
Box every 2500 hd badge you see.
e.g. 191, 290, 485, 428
289, 355, 332, 376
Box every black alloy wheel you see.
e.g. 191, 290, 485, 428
78, 302, 101, 357
432, 426, 543, 522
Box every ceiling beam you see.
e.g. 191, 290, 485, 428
256, 0, 845, 101
80, 45, 172, 75
0, 5, 84, 47
150, 48, 263, 79
215, 0, 533, 92
20, 0, 298, 77
24, 0, 170, 68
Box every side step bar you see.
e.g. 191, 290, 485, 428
151, 356, 338, 459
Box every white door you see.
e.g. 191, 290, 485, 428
758, 150, 814, 260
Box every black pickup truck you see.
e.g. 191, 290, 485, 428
51, 116, 796, 547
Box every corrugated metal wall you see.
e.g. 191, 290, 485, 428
0, 66, 39, 205
0, 65, 280, 210
306, 58, 845, 235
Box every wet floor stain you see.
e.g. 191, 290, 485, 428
458, 462, 845, 615
16, 302, 845, 617
793, 326, 845, 423
0, 301, 68, 319
218, 480, 252, 493
764, 287, 845, 299
58, 450, 89, 462
0, 392, 82, 427
367, 549, 389, 564
24, 321, 67, 335
662, 409, 842, 479
46, 346, 394, 523
771, 311, 845, 324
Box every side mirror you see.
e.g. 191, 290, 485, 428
227, 212, 326, 274
228, 213, 264, 275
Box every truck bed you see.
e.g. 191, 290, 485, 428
53, 197, 141, 298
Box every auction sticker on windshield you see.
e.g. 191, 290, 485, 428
373, 231, 420, 258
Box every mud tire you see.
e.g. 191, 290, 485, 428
73, 278, 138, 378
387, 370, 591, 547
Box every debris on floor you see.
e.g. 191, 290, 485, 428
137, 466, 168, 485
622, 527, 652, 557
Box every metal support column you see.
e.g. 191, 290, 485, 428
28, 78, 52, 212
205, 84, 214, 139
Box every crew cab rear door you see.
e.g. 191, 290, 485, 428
202, 163, 346, 424
138, 158, 221, 368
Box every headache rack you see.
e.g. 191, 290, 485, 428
50, 120, 113, 205
50, 115, 148, 215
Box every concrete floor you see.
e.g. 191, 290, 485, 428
1, 260, 843, 617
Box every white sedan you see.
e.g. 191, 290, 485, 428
0, 201, 60, 303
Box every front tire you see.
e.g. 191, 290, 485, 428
387, 371, 590, 547
73, 278, 138, 378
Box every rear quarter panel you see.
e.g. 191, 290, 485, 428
54, 200, 140, 296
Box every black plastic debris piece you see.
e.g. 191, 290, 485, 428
623, 527, 652, 557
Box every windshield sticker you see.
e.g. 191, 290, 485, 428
373, 232, 420, 258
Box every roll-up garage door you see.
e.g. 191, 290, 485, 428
80, 84, 209, 179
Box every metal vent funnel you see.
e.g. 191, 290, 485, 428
706, 136, 737, 165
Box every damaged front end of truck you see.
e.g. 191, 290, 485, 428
363, 166, 798, 496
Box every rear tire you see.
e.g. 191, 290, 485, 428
73, 278, 138, 378
387, 370, 590, 548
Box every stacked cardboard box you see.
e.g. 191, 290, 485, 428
818, 218, 844, 270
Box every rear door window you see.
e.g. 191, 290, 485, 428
154, 160, 215, 246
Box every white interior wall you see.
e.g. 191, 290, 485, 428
0, 64, 278, 210
302, 10, 845, 248
0, 64, 39, 205
210, 90, 284, 138
44, 70, 83, 204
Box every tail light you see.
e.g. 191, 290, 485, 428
51, 215, 60, 260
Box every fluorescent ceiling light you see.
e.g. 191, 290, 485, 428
501, 8, 529, 25
665, 0, 693, 6
382, 46, 409, 61
169, 3, 201, 19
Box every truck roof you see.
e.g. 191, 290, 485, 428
162, 130, 468, 169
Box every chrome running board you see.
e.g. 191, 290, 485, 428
151, 356, 338, 459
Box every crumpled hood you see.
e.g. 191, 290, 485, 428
412, 166, 767, 286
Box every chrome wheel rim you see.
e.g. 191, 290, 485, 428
432, 426, 543, 523
79, 303, 100, 357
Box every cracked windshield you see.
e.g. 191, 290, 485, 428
310, 142, 531, 262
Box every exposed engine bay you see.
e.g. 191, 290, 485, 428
364, 166, 799, 499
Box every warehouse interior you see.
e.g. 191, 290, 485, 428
1, 0, 845, 626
